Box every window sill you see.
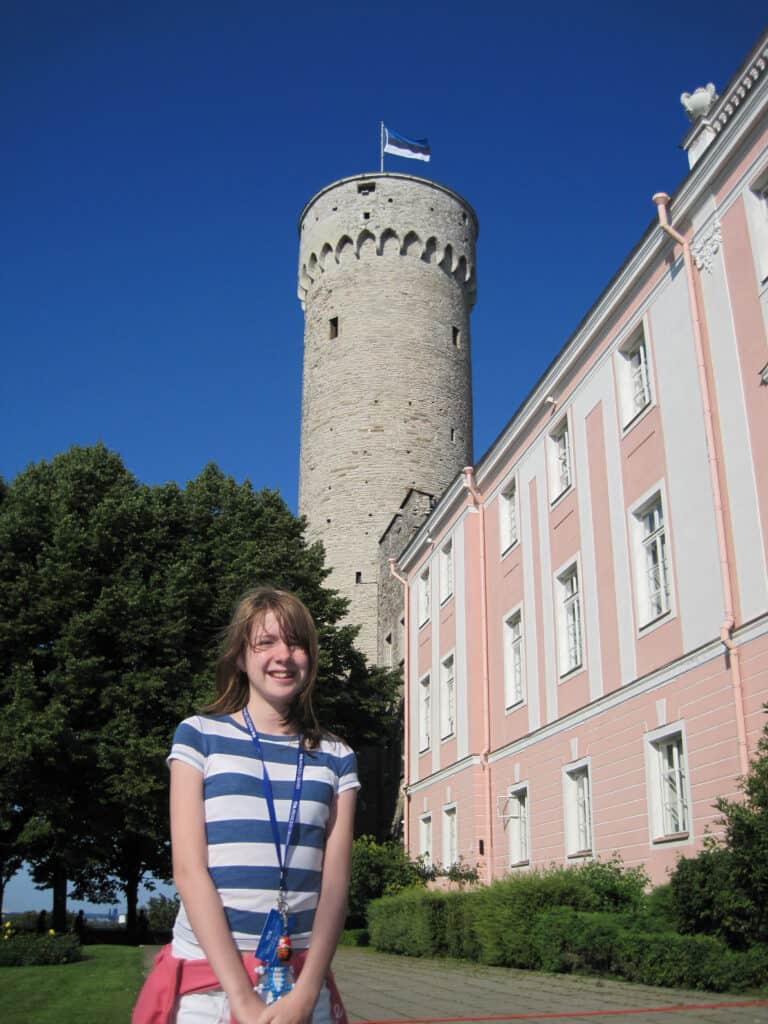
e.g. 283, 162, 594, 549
558, 662, 584, 683
549, 483, 573, 509
509, 859, 530, 869
638, 608, 673, 636
418, 746, 431, 755
652, 831, 689, 845
501, 540, 520, 560
440, 732, 456, 744
418, 619, 431, 630
567, 849, 593, 860
620, 399, 654, 436
505, 699, 526, 714
439, 594, 453, 608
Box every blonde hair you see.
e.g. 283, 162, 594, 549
203, 587, 322, 747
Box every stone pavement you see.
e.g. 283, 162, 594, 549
139, 944, 768, 1023
330, 947, 768, 1024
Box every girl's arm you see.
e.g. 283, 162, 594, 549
170, 759, 267, 1024
257, 786, 357, 1024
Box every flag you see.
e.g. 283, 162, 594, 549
383, 126, 431, 162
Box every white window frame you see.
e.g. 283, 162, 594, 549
645, 722, 692, 844
439, 537, 454, 605
499, 476, 519, 555
507, 783, 530, 867
617, 323, 654, 429
745, 166, 768, 287
419, 813, 433, 865
563, 759, 593, 857
503, 606, 525, 709
548, 416, 573, 502
439, 651, 456, 740
418, 566, 431, 627
555, 559, 584, 678
630, 486, 673, 630
442, 803, 458, 867
418, 672, 431, 752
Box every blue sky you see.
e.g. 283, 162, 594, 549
2, 3, 765, 910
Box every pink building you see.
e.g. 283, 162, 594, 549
395, 34, 768, 885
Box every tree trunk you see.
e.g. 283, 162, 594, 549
52, 864, 67, 933
126, 871, 139, 936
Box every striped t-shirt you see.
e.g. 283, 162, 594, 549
168, 714, 360, 959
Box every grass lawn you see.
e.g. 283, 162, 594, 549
0, 944, 145, 1024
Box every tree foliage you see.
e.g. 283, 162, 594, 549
0, 445, 399, 927
670, 706, 768, 949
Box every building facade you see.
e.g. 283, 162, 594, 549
396, 34, 768, 885
297, 174, 477, 661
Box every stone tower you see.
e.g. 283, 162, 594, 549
297, 172, 477, 661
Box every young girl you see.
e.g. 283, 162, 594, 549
133, 587, 359, 1024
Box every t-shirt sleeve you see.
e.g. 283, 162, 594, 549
336, 746, 361, 795
167, 716, 206, 774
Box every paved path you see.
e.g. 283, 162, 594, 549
139, 945, 768, 1023
331, 947, 768, 1024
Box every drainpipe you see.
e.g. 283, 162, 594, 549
389, 558, 411, 850
652, 193, 749, 776
462, 466, 495, 881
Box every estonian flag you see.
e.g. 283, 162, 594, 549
383, 126, 431, 162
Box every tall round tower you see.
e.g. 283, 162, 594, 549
297, 172, 477, 661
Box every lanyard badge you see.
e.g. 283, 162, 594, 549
242, 707, 305, 999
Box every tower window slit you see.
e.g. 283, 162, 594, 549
329, 317, 339, 339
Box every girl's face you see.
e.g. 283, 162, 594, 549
239, 610, 310, 715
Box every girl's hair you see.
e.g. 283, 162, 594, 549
203, 587, 322, 748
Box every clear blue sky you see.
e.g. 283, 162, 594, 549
2, 3, 765, 910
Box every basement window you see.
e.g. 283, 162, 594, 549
329, 317, 339, 339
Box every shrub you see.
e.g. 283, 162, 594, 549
367, 889, 446, 957
145, 893, 180, 932
337, 928, 369, 947
348, 835, 426, 926
0, 933, 83, 967
669, 706, 768, 949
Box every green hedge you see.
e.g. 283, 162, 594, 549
367, 864, 768, 992
0, 933, 84, 967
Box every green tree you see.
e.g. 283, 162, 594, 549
671, 706, 768, 948
0, 447, 399, 928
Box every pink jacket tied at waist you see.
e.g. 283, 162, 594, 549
132, 945, 349, 1024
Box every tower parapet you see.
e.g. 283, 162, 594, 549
297, 173, 477, 660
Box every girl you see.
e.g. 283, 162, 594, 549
133, 587, 359, 1024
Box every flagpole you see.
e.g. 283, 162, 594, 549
380, 121, 384, 173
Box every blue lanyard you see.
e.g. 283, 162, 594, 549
242, 707, 305, 896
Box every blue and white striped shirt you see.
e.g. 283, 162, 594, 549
168, 714, 360, 959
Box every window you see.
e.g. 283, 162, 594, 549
419, 814, 433, 865
503, 610, 524, 708
440, 653, 455, 739
556, 563, 583, 676
499, 478, 518, 554
418, 567, 431, 626
618, 327, 652, 426
357, 182, 376, 195
452, 326, 461, 348
443, 805, 458, 866
646, 728, 689, 841
745, 170, 768, 284
418, 674, 431, 752
384, 631, 393, 669
632, 493, 671, 626
549, 418, 572, 500
507, 786, 529, 866
564, 764, 592, 856
329, 316, 339, 339
439, 538, 454, 603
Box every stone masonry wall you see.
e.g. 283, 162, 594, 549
297, 173, 477, 662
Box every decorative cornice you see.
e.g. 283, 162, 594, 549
692, 220, 723, 273
711, 44, 768, 136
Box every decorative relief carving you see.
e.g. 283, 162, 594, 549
692, 221, 722, 273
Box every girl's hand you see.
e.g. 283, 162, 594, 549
254, 989, 317, 1024
229, 989, 269, 1024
